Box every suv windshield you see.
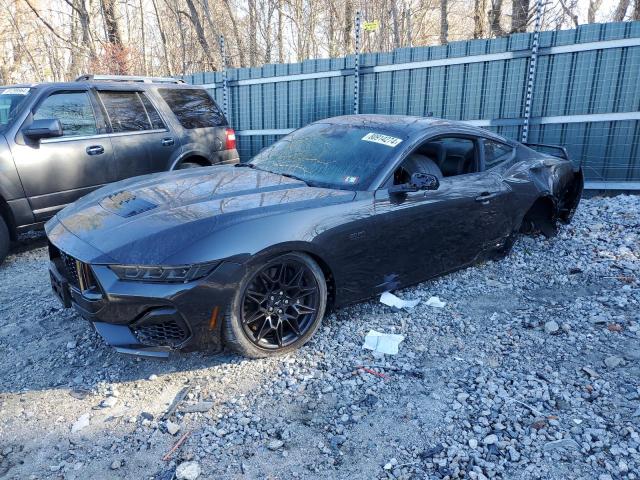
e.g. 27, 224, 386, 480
249, 123, 405, 190
0, 87, 31, 132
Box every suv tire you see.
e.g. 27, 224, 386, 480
176, 162, 203, 170
0, 216, 9, 264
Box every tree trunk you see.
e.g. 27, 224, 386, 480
344, 0, 353, 54
633, 0, 640, 20
185, 0, 216, 70
222, 0, 247, 67
511, 0, 530, 33
150, 0, 172, 76
488, 0, 505, 37
277, 0, 284, 62
613, 0, 630, 21
391, 0, 401, 49
587, 0, 603, 23
440, 0, 448, 45
248, 0, 257, 66
101, 0, 122, 46
474, 0, 486, 38
139, 0, 147, 74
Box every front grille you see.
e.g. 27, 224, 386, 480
60, 252, 81, 288
134, 320, 188, 347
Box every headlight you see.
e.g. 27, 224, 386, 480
109, 262, 219, 283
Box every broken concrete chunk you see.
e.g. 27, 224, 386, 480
71, 413, 90, 433
181, 401, 214, 413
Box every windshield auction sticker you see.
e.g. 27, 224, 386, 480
361, 132, 403, 147
1, 88, 30, 95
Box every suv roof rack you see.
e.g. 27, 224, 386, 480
75, 74, 185, 84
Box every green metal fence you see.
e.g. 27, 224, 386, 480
185, 21, 640, 188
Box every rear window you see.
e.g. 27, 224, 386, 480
158, 88, 225, 129
99, 91, 166, 133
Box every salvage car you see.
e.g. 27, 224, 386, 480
0, 75, 238, 263
45, 115, 583, 358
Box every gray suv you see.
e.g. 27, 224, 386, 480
0, 74, 239, 263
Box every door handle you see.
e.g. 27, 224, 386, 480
86, 145, 104, 156
161, 137, 175, 147
475, 191, 500, 202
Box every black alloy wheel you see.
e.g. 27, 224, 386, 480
241, 260, 320, 349
223, 252, 327, 358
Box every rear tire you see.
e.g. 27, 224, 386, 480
0, 216, 9, 265
223, 252, 327, 358
176, 162, 203, 170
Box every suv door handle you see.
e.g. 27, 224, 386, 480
475, 191, 500, 202
161, 137, 174, 147
86, 145, 104, 156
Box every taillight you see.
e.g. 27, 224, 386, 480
225, 128, 236, 150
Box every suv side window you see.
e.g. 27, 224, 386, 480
483, 139, 513, 169
34, 91, 97, 138
158, 88, 225, 129
99, 91, 166, 133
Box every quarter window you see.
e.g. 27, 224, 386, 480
484, 139, 513, 168
33, 92, 97, 137
99, 91, 166, 133
158, 88, 225, 129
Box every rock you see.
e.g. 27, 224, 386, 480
100, 397, 118, 408
543, 438, 580, 451
456, 392, 470, 403
468, 439, 478, 449
176, 461, 201, 480
110, 459, 121, 470
544, 320, 559, 334
66, 341, 77, 349
181, 401, 214, 413
148, 374, 158, 381
166, 420, 180, 435
71, 413, 90, 433
384, 458, 398, 470
268, 439, 284, 450
483, 434, 498, 445
604, 356, 622, 369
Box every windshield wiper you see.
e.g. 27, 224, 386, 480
274, 172, 310, 185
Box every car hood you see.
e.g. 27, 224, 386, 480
49, 166, 355, 264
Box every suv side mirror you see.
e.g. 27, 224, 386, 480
24, 119, 63, 140
389, 172, 440, 194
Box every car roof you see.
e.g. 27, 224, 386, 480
316, 114, 513, 144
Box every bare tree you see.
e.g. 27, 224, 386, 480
488, 0, 505, 37
440, 0, 448, 45
511, 0, 530, 33
474, 0, 486, 38
613, 0, 631, 20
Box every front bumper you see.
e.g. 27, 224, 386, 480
48, 241, 244, 357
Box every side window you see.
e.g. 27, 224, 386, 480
158, 88, 225, 129
99, 91, 165, 133
33, 92, 97, 138
483, 139, 513, 169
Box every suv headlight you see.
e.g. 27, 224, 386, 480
109, 262, 219, 283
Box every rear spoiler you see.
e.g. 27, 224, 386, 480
524, 143, 570, 161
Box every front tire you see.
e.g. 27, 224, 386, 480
223, 252, 327, 358
0, 216, 9, 265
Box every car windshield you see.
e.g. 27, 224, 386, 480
0, 87, 31, 132
248, 122, 406, 190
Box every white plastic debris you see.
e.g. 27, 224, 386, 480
363, 330, 405, 355
380, 291, 420, 310
426, 296, 446, 308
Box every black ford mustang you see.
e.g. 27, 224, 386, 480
46, 115, 583, 358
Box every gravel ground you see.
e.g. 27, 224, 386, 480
0, 195, 638, 480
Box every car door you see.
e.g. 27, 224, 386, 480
373, 135, 513, 287
96, 89, 178, 180
10, 88, 116, 222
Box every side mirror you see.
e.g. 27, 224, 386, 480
388, 172, 440, 194
24, 119, 63, 141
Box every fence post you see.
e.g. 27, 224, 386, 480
521, 0, 544, 143
219, 35, 230, 121
353, 10, 361, 115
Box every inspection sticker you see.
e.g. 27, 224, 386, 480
361, 132, 402, 147
1, 87, 29, 95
